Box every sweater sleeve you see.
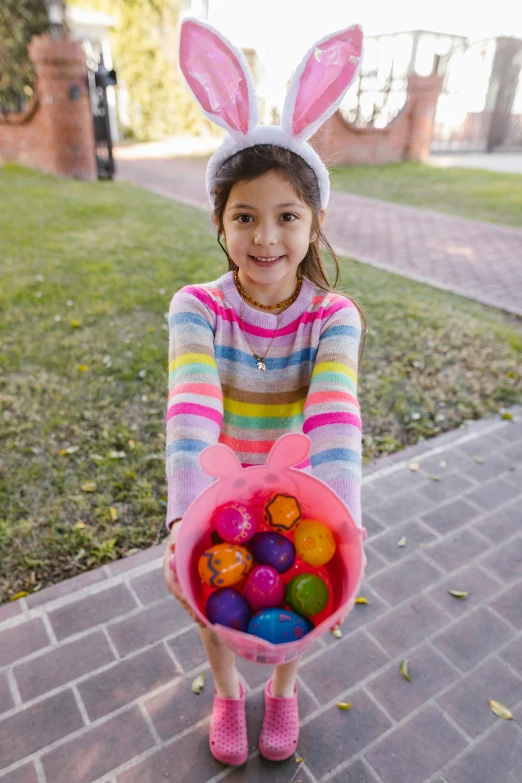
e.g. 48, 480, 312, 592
302, 296, 363, 527
165, 287, 224, 529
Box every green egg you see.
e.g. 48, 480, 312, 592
285, 574, 329, 617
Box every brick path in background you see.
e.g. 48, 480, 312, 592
115, 154, 522, 317
1, 409, 521, 783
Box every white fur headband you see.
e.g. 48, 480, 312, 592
178, 17, 363, 210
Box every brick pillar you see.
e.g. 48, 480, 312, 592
404, 74, 443, 161
28, 34, 97, 179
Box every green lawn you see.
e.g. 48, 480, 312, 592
329, 162, 522, 227
1, 163, 521, 602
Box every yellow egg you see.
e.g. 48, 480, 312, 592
198, 543, 253, 587
294, 519, 336, 566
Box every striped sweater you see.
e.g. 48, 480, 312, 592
165, 270, 363, 529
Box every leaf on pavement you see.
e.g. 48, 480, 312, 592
400, 659, 412, 682
489, 699, 514, 720
448, 590, 469, 599
191, 673, 205, 695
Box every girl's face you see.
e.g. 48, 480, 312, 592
221, 170, 324, 297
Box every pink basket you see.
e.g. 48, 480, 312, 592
175, 433, 367, 664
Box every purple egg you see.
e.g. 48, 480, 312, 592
206, 588, 251, 632
249, 532, 296, 574
215, 503, 257, 545
244, 565, 285, 612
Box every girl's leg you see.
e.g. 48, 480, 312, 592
271, 657, 301, 697
199, 626, 241, 698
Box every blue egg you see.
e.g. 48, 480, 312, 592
247, 608, 309, 644
206, 588, 251, 632
249, 532, 295, 574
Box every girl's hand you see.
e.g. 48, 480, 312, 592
163, 520, 205, 628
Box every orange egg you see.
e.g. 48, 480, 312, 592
294, 519, 336, 566
264, 494, 302, 532
198, 543, 253, 587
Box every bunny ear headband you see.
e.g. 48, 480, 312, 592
178, 17, 363, 210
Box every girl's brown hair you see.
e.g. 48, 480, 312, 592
211, 144, 367, 362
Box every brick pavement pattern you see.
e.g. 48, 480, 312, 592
1, 410, 521, 783
115, 154, 522, 316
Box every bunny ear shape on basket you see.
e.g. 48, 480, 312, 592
178, 17, 259, 136
199, 443, 243, 478
281, 24, 363, 141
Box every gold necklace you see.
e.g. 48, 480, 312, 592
233, 269, 302, 311
239, 300, 283, 371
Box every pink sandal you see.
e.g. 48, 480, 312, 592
259, 677, 300, 761
209, 679, 248, 766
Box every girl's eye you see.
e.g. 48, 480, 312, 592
235, 214, 253, 223
281, 213, 297, 222
234, 213, 297, 223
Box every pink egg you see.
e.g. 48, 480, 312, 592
215, 502, 257, 544
244, 565, 285, 612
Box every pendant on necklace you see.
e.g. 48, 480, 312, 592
256, 358, 266, 371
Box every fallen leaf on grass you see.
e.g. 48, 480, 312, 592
77, 365, 89, 372
500, 412, 513, 421
191, 673, 205, 694
109, 450, 126, 459
396, 537, 407, 547
59, 446, 80, 455
489, 699, 514, 720
74, 522, 86, 529
448, 590, 469, 599
400, 659, 412, 682
337, 702, 352, 710
355, 596, 371, 604
90, 454, 103, 462
70, 320, 81, 328
81, 481, 96, 492
109, 507, 119, 522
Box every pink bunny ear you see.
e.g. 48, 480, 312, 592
199, 443, 243, 478
178, 18, 258, 136
281, 24, 363, 140
266, 433, 311, 472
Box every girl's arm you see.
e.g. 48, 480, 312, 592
303, 297, 363, 527
165, 289, 224, 530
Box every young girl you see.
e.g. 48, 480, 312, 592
163, 18, 366, 767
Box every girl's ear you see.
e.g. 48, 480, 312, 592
178, 17, 259, 136
281, 24, 363, 142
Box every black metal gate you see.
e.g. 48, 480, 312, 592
85, 47, 117, 179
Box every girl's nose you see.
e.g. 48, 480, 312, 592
253, 225, 279, 246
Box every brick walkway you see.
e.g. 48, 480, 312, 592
115, 154, 522, 317
1, 411, 521, 783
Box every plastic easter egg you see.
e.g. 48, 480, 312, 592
285, 573, 329, 617
198, 543, 253, 587
249, 532, 296, 574
247, 608, 309, 644
215, 502, 257, 545
294, 519, 336, 566
244, 565, 285, 612
206, 588, 251, 632
264, 493, 302, 532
